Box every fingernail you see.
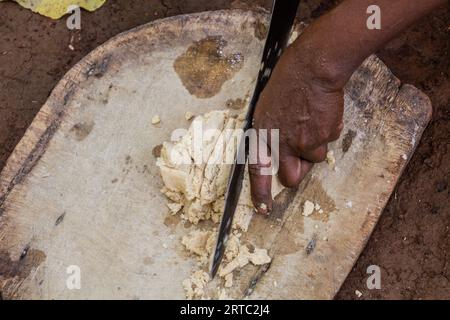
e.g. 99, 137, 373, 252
256, 203, 270, 215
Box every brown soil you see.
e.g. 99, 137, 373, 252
0, 0, 448, 299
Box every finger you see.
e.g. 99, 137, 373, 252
278, 153, 315, 188
278, 154, 302, 188
298, 159, 314, 182
248, 135, 273, 215
298, 144, 328, 163
249, 162, 273, 215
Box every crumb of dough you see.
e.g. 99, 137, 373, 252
302, 200, 315, 217
314, 203, 321, 211
167, 202, 183, 214
224, 234, 240, 262
326, 150, 336, 168
183, 270, 210, 300
161, 187, 184, 203
248, 248, 271, 265
224, 273, 233, 288
181, 230, 215, 265
185, 111, 195, 121
151, 115, 161, 125
232, 205, 254, 232
219, 245, 271, 277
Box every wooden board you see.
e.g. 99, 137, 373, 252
0, 10, 431, 300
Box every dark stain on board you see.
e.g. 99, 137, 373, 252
0, 106, 70, 208
20, 245, 30, 260
55, 212, 66, 226
86, 56, 111, 79
342, 129, 357, 153
226, 98, 246, 110
70, 121, 95, 141
253, 19, 268, 41
270, 188, 298, 221
152, 144, 163, 158
125, 155, 132, 165
0, 248, 46, 280
100, 83, 114, 104
306, 236, 317, 255
143, 257, 154, 266
63, 84, 76, 105
243, 262, 271, 297
164, 214, 181, 229
173, 36, 244, 99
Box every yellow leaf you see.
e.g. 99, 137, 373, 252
11, 0, 106, 19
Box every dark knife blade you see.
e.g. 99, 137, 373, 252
210, 0, 301, 278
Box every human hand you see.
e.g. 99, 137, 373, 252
249, 39, 344, 214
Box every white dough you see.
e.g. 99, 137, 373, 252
302, 200, 315, 217
157, 108, 279, 299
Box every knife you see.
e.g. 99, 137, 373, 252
210, 0, 301, 278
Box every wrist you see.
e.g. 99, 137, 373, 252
289, 35, 354, 91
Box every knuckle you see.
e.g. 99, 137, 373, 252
318, 128, 333, 144
279, 174, 300, 188
248, 164, 261, 176
310, 146, 328, 163
297, 137, 314, 152
248, 163, 270, 176
316, 152, 327, 163
252, 190, 271, 202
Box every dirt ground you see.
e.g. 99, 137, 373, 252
0, 0, 448, 300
